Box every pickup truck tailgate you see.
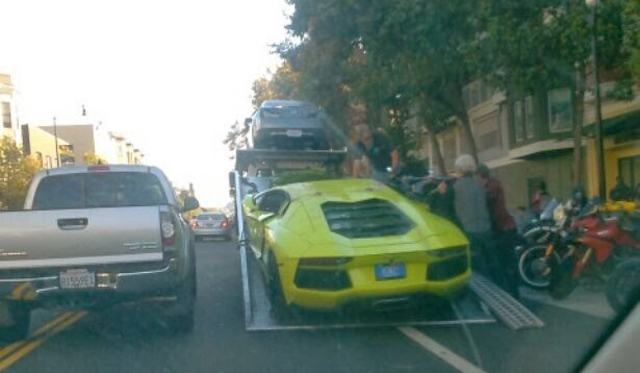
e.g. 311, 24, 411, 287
0, 206, 164, 269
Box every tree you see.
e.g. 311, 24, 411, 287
469, 0, 629, 186
222, 120, 248, 158
0, 137, 42, 210
83, 152, 106, 165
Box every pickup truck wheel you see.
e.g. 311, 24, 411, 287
0, 302, 31, 342
166, 273, 196, 334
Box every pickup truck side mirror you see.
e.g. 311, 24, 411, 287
244, 118, 252, 128
182, 197, 200, 212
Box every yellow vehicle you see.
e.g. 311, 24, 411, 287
242, 178, 470, 311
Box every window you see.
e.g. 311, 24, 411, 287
197, 214, 226, 221
32, 172, 167, 210
35, 152, 43, 167
513, 100, 524, 142
257, 190, 289, 214
474, 113, 501, 152
2, 102, 11, 128
618, 155, 640, 192
524, 96, 534, 139
548, 88, 572, 133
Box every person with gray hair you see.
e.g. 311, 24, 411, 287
352, 125, 399, 183
451, 154, 506, 288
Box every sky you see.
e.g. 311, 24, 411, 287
0, 0, 291, 207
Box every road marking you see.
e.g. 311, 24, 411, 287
0, 312, 86, 371
397, 326, 486, 373
0, 311, 75, 359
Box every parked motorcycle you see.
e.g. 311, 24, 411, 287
517, 199, 574, 289
547, 201, 640, 304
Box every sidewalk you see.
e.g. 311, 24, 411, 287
520, 286, 615, 319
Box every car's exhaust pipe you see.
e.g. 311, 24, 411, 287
372, 297, 410, 311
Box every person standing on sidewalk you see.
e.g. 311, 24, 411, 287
450, 155, 507, 289
476, 164, 520, 299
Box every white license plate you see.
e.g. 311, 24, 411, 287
59, 269, 95, 289
286, 129, 302, 137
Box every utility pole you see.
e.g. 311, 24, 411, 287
587, 0, 606, 200
53, 116, 60, 167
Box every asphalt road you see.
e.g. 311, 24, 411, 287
1, 239, 614, 373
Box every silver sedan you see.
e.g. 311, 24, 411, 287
191, 213, 232, 241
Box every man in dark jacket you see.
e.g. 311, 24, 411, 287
476, 164, 520, 298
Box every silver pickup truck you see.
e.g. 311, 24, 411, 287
0, 165, 199, 341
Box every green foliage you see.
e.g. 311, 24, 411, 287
83, 152, 107, 165
623, 0, 640, 81
222, 120, 248, 157
0, 137, 42, 210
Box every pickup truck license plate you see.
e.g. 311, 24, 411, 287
286, 129, 302, 137
59, 269, 95, 289
375, 263, 406, 280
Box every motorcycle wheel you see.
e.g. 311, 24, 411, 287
606, 258, 640, 313
518, 245, 560, 290
549, 255, 577, 300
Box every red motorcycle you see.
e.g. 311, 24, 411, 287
548, 202, 640, 310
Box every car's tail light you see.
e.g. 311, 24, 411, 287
191, 221, 199, 228
160, 212, 176, 247
298, 257, 352, 267
221, 220, 229, 228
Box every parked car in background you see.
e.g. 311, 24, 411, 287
0, 165, 200, 342
191, 212, 232, 241
246, 100, 332, 150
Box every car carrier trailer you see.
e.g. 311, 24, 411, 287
230, 148, 544, 331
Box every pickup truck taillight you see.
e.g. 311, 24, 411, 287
160, 212, 176, 247
191, 221, 199, 228
221, 220, 229, 228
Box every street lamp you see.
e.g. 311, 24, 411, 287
53, 116, 60, 167
586, 0, 606, 200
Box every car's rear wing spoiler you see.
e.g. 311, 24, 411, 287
234, 148, 348, 173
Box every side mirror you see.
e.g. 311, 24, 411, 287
244, 118, 252, 127
182, 197, 200, 212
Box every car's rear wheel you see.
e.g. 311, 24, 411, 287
267, 252, 289, 319
0, 301, 31, 342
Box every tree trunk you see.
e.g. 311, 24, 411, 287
429, 129, 446, 176
457, 109, 479, 164
572, 68, 586, 187
418, 102, 447, 175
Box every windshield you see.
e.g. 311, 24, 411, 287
0, 1, 638, 373
31, 172, 167, 210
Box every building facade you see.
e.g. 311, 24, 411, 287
21, 123, 144, 167
0, 74, 19, 142
422, 77, 639, 210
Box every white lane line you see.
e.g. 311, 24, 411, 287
397, 326, 486, 373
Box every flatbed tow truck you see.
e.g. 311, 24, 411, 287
230, 148, 545, 332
